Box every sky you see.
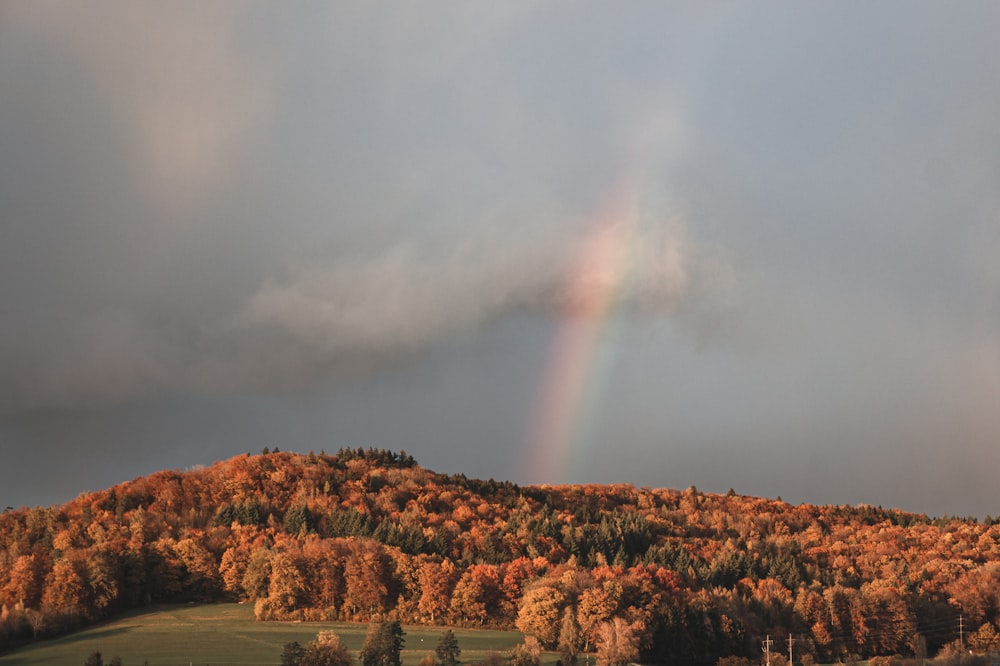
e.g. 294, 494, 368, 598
1, 2, 999, 518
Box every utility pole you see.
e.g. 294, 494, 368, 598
762, 634, 773, 666
959, 614, 964, 650
787, 634, 794, 665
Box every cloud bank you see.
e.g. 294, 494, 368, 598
2, 213, 729, 410
0, 1, 732, 411
2, 2, 1000, 516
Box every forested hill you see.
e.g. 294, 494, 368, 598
2, 448, 999, 664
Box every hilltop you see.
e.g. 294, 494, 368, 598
1, 448, 998, 664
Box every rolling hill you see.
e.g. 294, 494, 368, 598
1, 448, 998, 664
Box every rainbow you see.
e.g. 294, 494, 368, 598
525, 174, 647, 483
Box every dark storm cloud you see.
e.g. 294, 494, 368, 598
1, 2, 999, 516
0, 2, 725, 412
0, 211, 721, 410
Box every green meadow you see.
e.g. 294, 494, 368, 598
0, 603, 540, 666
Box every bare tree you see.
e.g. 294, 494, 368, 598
594, 618, 639, 666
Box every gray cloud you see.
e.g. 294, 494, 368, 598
8, 2, 275, 203
2, 2, 999, 515
1, 1, 731, 411
2, 213, 727, 409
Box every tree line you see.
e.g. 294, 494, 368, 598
1, 448, 999, 664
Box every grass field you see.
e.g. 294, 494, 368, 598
0, 603, 541, 666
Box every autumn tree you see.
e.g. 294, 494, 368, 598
510, 637, 542, 666
269, 551, 306, 615
969, 622, 1000, 653
242, 547, 272, 600
947, 562, 1000, 630
220, 545, 251, 597
42, 557, 88, 627
577, 582, 620, 652
860, 582, 914, 655
174, 537, 221, 599
298, 538, 348, 618
558, 606, 582, 666
418, 558, 457, 623
344, 541, 391, 620
4, 553, 46, 609
449, 564, 501, 626
516, 584, 566, 648
303, 631, 353, 666
501, 557, 537, 610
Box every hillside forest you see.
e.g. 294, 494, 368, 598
1, 449, 999, 664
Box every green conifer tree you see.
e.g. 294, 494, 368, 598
435, 629, 461, 666
360, 621, 405, 666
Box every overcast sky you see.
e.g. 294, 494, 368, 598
2, 2, 998, 517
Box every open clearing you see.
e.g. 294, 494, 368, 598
0, 603, 537, 666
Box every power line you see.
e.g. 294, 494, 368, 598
762, 634, 773, 666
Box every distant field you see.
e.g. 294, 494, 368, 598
0, 603, 539, 666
